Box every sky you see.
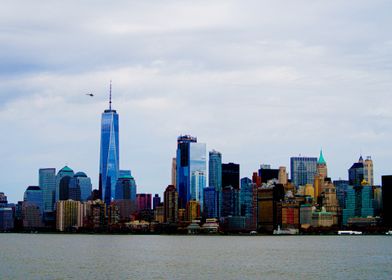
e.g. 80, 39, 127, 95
1, 1, 392, 203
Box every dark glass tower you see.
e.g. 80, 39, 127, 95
99, 82, 120, 206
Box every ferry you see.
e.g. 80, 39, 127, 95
338, 230, 362, 235
386, 230, 392, 235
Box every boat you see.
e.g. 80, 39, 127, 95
273, 226, 299, 235
338, 230, 362, 235
386, 230, 392, 235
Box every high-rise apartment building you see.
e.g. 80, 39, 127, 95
100, 83, 120, 206
290, 157, 317, 187
176, 135, 206, 209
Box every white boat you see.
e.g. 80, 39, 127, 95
386, 230, 392, 235
338, 230, 362, 235
273, 226, 299, 235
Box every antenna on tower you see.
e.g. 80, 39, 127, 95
109, 80, 112, 110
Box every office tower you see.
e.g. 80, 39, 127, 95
342, 182, 374, 226
240, 177, 257, 230
22, 202, 43, 229
278, 167, 288, 185
0, 207, 14, 231
373, 186, 382, 216
203, 186, 218, 219
100, 82, 120, 206
222, 163, 240, 189
334, 180, 350, 208
186, 200, 201, 221
252, 172, 262, 187
71, 172, 92, 202
316, 150, 328, 179
209, 150, 222, 192
382, 176, 392, 226
348, 156, 364, 187
153, 194, 161, 210
56, 166, 74, 202
164, 185, 178, 223
115, 173, 136, 201
154, 203, 164, 223
23, 186, 44, 215
257, 184, 285, 233
56, 200, 82, 231
176, 135, 207, 209
258, 165, 279, 183
39, 168, 56, 212
136, 194, 152, 212
364, 157, 374, 186
221, 186, 240, 217
191, 170, 206, 210
171, 158, 176, 187
290, 157, 317, 187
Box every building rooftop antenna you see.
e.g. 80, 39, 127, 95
109, 80, 112, 110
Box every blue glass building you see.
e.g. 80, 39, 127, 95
290, 157, 317, 187
176, 135, 206, 209
24, 186, 44, 215
348, 156, 364, 187
209, 150, 222, 217
115, 173, 137, 201
203, 186, 218, 219
240, 177, 256, 229
55, 166, 74, 202
100, 85, 120, 206
342, 184, 374, 226
39, 168, 56, 212
334, 180, 350, 208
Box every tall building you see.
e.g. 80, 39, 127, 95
222, 163, 240, 189
290, 157, 317, 187
209, 150, 222, 192
221, 186, 240, 217
115, 173, 136, 201
186, 200, 201, 221
240, 177, 257, 230
316, 150, 328, 179
100, 82, 120, 206
153, 194, 161, 210
0, 208, 14, 231
258, 165, 279, 183
71, 172, 92, 201
136, 194, 152, 212
171, 158, 176, 187
348, 156, 364, 187
164, 185, 178, 223
191, 170, 206, 210
39, 168, 56, 212
382, 175, 392, 226
176, 135, 206, 209
342, 182, 374, 226
24, 186, 44, 215
278, 167, 288, 185
364, 157, 374, 186
56, 200, 83, 232
55, 166, 74, 203
203, 186, 218, 219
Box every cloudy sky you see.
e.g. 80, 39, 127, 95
1, 1, 391, 202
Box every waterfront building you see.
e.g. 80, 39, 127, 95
348, 156, 364, 187
209, 150, 222, 192
136, 194, 152, 212
311, 208, 334, 228
56, 166, 74, 202
108, 203, 120, 226
39, 168, 56, 212
342, 182, 374, 226
382, 175, 392, 226
372, 186, 382, 216
112, 200, 134, 222
221, 186, 240, 218
257, 183, 285, 233
316, 150, 328, 179
364, 157, 374, 186
99, 83, 120, 206
222, 163, 240, 190
164, 185, 178, 223
300, 204, 313, 228
240, 177, 257, 230
56, 200, 82, 231
22, 202, 43, 229
176, 135, 207, 209
115, 173, 136, 201
154, 203, 164, 223
177, 208, 186, 222
258, 165, 279, 183
88, 200, 107, 230
203, 186, 218, 219
23, 186, 44, 216
280, 201, 300, 229
153, 194, 161, 210
0, 208, 14, 231
0, 192, 7, 206
278, 167, 288, 185
290, 157, 317, 187
186, 200, 201, 221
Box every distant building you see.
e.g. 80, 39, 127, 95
154, 203, 164, 223
164, 185, 178, 223
24, 186, 44, 216
0, 208, 14, 231
316, 150, 328, 179
70, 172, 92, 201
278, 167, 288, 185
342, 183, 374, 226
39, 168, 56, 212
257, 184, 285, 233
186, 200, 201, 221
382, 176, 392, 226
240, 177, 257, 230
221, 186, 240, 218
364, 157, 374, 186
176, 135, 206, 209
56, 200, 82, 231
136, 194, 152, 212
209, 150, 222, 192
290, 157, 317, 187
22, 202, 43, 229
222, 163, 240, 190
203, 186, 218, 219
258, 165, 279, 183
56, 166, 74, 202
115, 174, 136, 201
153, 194, 161, 210
348, 156, 365, 187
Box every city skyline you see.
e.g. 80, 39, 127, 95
1, 1, 392, 202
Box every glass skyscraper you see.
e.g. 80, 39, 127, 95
39, 168, 56, 212
99, 85, 120, 206
176, 135, 206, 209
209, 150, 222, 192
290, 157, 317, 187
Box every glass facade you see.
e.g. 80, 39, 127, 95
24, 186, 44, 215
203, 186, 218, 219
290, 157, 317, 187
176, 136, 206, 209
39, 168, 56, 212
55, 166, 74, 203
100, 108, 120, 206
209, 150, 222, 192
240, 177, 255, 225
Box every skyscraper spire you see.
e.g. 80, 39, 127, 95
109, 80, 112, 110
